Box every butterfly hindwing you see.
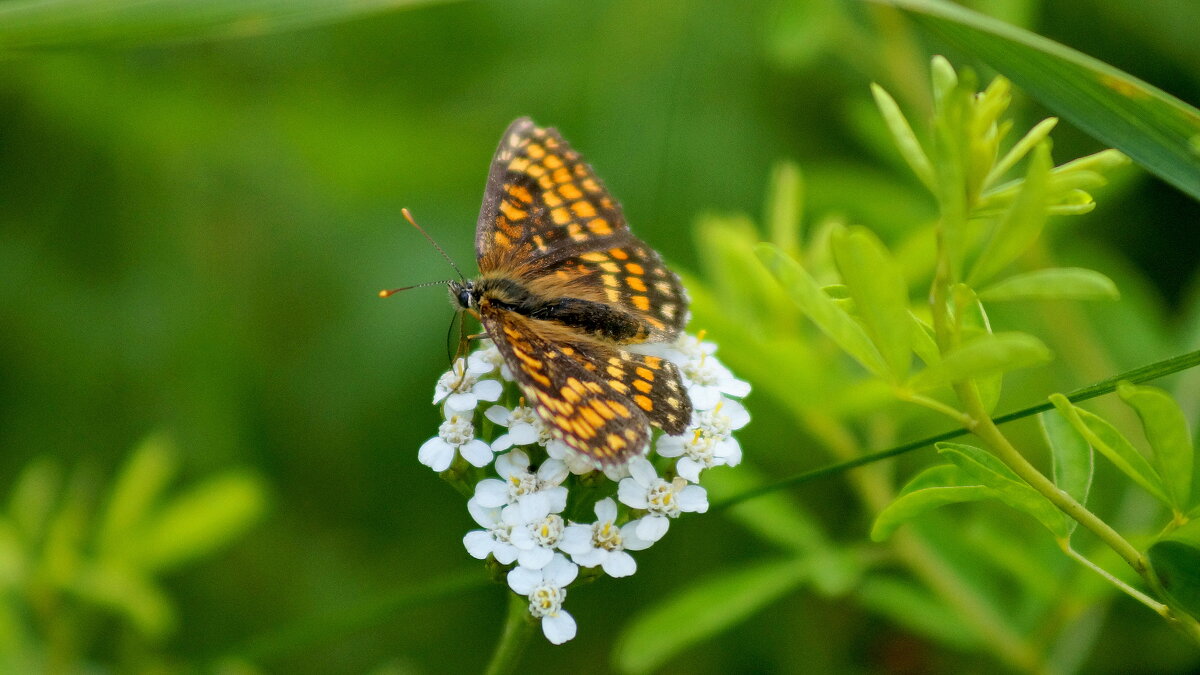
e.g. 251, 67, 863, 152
480, 305, 652, 463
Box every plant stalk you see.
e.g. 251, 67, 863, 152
483, 592, 535, 675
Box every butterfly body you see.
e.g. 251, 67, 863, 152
457, 118, 692, 465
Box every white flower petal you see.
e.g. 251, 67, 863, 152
676, 457, 703, 483
594, 497, 618, 522
496, 449, 530, 477
621, 522, 654, 551
460, 439, 494, 468
719, 437, 743, 466
543, 555, 579, 587
572, 547, 607, 567
517, 491, 551, 517
635, 515, 669, 542
508, 423, 539, 446
492, 543, 519, 565
677, 485, 709, 513
506, 566, 540, 595
474, 479, 510, 508
720, 378, 752, 398
445, 391, 478, 412
542, 611, 577, 645
418, 437, 454, 472
485, 404, 512, 426
467, 352, 497, 375
538, 459, 569, 485
467, 498, 500, 528
517, 545, 554, 570
500, 503, 528, 527
655, 435, 686, 458
722, 398, 751, 428
689, 385, 721, 411
617, 477, 648, 509
558, 526, 593, 555
627, 457, 657, 487
491, 434, 515, 452
601, 551, 636, 578
463, 531, 495, 560
473, 379, 504, 402
544, 486, 569, 514
508, 526, 534, 549
515, 495, 551, 524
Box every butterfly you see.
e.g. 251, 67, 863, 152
449, 118, 692, 466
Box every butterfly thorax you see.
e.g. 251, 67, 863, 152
453, 274, 648, 344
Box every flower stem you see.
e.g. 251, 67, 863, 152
483, 592, 535, 675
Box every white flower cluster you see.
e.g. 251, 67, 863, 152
419, 333, 750, 644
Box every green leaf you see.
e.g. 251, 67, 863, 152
870, 83, 937, 192
0, 0, 450, 50
979, 267, 1120, 302
0, 519, 23, 589
8, 457, 61, 542
985, 117, 1058, 187
877, 0, 1200, 201
1039, 409, 1093, 526
952, 284, 1001, 414
73, 564, 175, 639
98, 432, 179, 558
613, 558, 808, 675
909, 313, 941, 367
1146, 519, 1200, 619
937, 442, 1071, 538
1118, 382, 1194, 510
855, 576, 979, 649
756, 242, 888, 377
765, 161, 805, 259
908, 331, 1051, 390
1049, 394, 1171, 506
704, 468, 831, 556
872, 464, 994, 541
967, 142, 1051, 287
831, 227, 913, 381
134, 472, 268, 572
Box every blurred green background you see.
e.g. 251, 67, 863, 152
1, 0, 1199, 672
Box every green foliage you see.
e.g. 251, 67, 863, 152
612, 558, 810, 675
2, 0, 1199, 673
0, 0, 446, 50
0, 434, 267, 670
877, 0, 1200, 201
1149, 520, 1200, 619
1040, 408, 1093, 534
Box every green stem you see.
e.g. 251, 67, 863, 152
895, 389, 970, 424
1061, 545, 1162, 613
798, 411, 1045, 673
484, 592, 535, 675
711, 347, 1200, 512
956, 380, 1145, 571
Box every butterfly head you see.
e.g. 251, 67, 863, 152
449, 279, 477, 310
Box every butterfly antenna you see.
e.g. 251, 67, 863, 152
378, 279, 455, 298
403, 208, 467, 281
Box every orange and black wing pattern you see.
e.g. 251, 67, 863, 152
474, 118, 688, 342
470, 118, 692, 465
479, 305, 690, 463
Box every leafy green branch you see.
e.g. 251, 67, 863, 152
752, 55, 1200, 643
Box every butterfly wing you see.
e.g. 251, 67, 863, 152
474, 118, 688, 342
479, 302, 691, 465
